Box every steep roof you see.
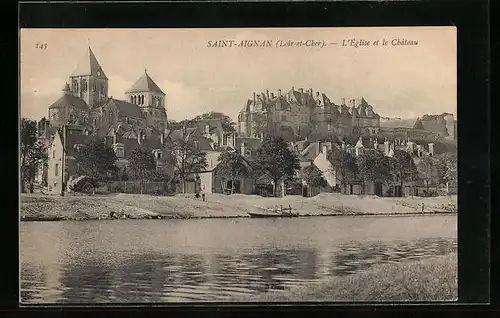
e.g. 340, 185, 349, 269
125, 70, 165, 95
48, 94, 88, 110
71, 47, 107, 79
107, 98, 144, 119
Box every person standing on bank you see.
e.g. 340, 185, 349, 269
201, 185, 206, 202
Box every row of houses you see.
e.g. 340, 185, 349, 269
39, 114, 456, 197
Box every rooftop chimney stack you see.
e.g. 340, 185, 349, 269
277, 89, 282, 97
428, 143, 434, 156
299, 88, 304, 94
205, 124, 210, 135
341, 97, 346, 105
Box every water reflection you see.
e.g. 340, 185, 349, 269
20, 217, 457, 303
332, 237, 457, 276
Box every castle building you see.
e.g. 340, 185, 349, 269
237, 87, 380, 142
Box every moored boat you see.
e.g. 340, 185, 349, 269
248, 205, 299, 218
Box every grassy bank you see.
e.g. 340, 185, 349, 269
235, 253, 457, 302
20, 192, 457, 221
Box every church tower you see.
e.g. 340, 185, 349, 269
69, 46, 108, 108
125, 69, 168, 132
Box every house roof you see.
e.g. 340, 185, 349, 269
125, 70, 165, 95
235, 137, 262, 151
48, 94, 88, 110
196, 119, 224, 135
71, 47, 107, 79
106, 98, 144, 119
379, 117, 420, 129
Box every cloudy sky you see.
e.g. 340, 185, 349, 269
20, 27, 456, 122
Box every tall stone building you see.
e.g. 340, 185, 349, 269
237, 87, 380, 141
46, 46, 168, 137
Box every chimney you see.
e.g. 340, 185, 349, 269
322, 145, 328, 157
341, 97, 346, 105
253, 92, 256, 105
205, 124, 210, 135
428, 143, 434, 156
112, 130, 116, 145
160, 133, 164, 145
299, 88, 304, 94
270, 92, 275, 99
384, 140, 390, 156
292, 86, 295, 91
309, 88, 313, 96
277, 89, 282, 97
266, 89, 270, 99
240, 142, 245, 157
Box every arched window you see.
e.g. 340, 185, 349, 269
141, 95, 144, 105
130, 96, 133, 103
100, 85, 105, 94
82, 79, 88, 92
72, 80, 78, 93
133, 96, 137, 104
93, 83, 97, 92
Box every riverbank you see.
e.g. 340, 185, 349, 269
235, 253, 457, 302
20, 192, 457, 221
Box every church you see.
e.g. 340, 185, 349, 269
42, 46, 170, 193
47, 46, 168, 137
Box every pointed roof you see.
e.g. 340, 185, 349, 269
413, 117, 425, 130
71, 47, 107, 79
126, 70, 165, 95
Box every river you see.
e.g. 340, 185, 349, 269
20, 215, 456, 304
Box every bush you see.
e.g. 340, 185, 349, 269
68, 176, 99, 193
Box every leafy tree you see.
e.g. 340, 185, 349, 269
163, 133, 207, 193
327, 147, 358, 193
357, 149, 393, 194
193, 111, 236, 132
391, 150, 419, 196
74, 138, 118, 180
416, 156, 438, 194
215, 151, 250, 194
254, 136, 300, 197
128, 148, 157, 194
20, 119, 48, 193
301, 164, 327, 197
251, 112, 270, 138
443, 153, 457, 188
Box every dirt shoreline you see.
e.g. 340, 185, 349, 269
20, 192, 457, 222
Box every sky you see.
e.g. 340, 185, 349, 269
20, 27, 457, 122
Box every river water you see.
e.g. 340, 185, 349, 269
20, 215, 456, 304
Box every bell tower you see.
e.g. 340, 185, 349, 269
69, 43, 108, 108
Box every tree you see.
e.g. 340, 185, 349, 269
251, 112, 270, 138
215, 151, 250, 194
254, 136, 300, 197
416, 156, 437, 194
20, 119, 48, 193
193, 111, 236, 132
301, 164, 327, 197
327, 147, 358, 193
163, 134, 207, 193
128, 148, 157, 194
391, 150, 419, 196
74, 138, 118, 180
357, 149, 393, 194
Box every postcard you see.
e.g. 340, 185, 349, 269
20, 27, 457, 304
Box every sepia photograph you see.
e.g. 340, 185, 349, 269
20, 27, 457, 304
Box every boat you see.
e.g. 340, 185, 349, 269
248, 206, 299, 218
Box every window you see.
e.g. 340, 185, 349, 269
281, 115, 286, 121
52, 150, 55, 158
55, 164, 59, 176
100, 85, 105, 94
72, 80, 78, 93
82, 79, 88, 92
93, 83, 97, 92
141, 95, 145, 105
51, 112, 57, 121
